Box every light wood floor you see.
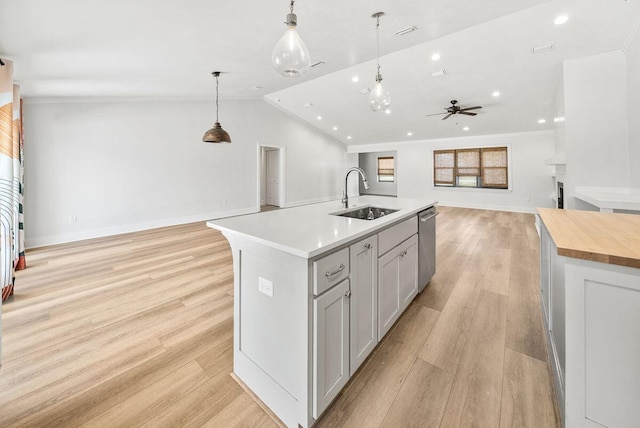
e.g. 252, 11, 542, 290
0, 207, 560, 427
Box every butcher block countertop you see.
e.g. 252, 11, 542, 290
537, 208, 640, 269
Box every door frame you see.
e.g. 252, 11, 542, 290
257, 144, 286, 210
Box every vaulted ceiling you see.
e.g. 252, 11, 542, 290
1, 0, 638, 145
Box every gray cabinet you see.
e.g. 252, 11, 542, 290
378, 234, 419, 340
313, 278, 350, 418
349, 235, 378, 376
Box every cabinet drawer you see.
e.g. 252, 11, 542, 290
378, 216, 418, 256
313, 248, 350, 296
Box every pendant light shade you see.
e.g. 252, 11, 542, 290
203, 72, 231, 143
272, 1, 311, 77
369, 12, 391, 112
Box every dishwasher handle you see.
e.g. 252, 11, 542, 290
419, 212, 439, 222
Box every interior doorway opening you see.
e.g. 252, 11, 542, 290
257, 145, 285, 211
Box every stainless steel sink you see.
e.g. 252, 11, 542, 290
331, 206, 399, 220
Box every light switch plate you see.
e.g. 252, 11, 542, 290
258, 277, 274, 298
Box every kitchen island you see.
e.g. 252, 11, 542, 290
537, 208, 640, 427
207, 196, 437, 427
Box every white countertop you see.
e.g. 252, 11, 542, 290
207, 196, 437, 258
574, 186, 640, 212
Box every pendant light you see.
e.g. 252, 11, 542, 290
202, 72, 231, 143
272, 0, 311, 77
369, 12, 391, 112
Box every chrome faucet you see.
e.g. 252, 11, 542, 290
342, 167, 370, 208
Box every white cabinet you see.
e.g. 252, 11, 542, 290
313, 279, 350, 418
378, 234, 419, 340
349, 235, 378, 376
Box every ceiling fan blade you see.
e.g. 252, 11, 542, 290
460, 106, 482, 111
442, 113, 453, 120
425, 112, 446, 117
458, 111, 477, 116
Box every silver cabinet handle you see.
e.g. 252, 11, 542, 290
399, 250, 408, 257
345, 290, 351, 298
364, 243, 372, 250
325, 263, 346, 278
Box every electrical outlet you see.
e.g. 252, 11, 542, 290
258, 277, 273, 298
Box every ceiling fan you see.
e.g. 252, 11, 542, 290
426, 100, 483, 120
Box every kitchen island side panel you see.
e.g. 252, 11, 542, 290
226, 234, 312, 427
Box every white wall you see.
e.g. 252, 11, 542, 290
562, 51, 630, 210
349, 131, 555, 213
626, 22, 640, 188
24, 99, 351, 247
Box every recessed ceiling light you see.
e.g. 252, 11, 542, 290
463, 126, 470, 131
249, 85, 263, 91
431, 53, 441, 61
347, 136, 352, 140
384, 108, 391, 114
333, 126, 338, 131
304, 102, 313, 107
317, 116, 322, 120
538, 118, 547, 124
431, 70, 446, 77
492, 91, 500, 97
554, 15, 569, 25
352, 75, 359, 83
553, 116, 565, 123
407, 132, 413, 136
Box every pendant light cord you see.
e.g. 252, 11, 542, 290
215, 73, 220, 123
375, 15, 381, 79
290, 0, 295, 14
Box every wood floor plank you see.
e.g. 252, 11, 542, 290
439, 289, 508, 428
80, 361, 209, 427
500, 348, 559, 428
380, 358, 453, 428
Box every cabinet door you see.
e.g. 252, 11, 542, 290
313, 279, 350, 418
350, 236, 378, 376
378, 248, 400, 341
398, 235, 418, 312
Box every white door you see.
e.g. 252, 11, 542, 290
266, 149, 280, 206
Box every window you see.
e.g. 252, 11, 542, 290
433, 146, 508, 189
377, 156, 395, 182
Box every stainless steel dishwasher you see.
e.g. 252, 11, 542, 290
418, 207, 437, 292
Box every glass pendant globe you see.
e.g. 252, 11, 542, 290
272, 25, 311, 77
369, 80, 391, 112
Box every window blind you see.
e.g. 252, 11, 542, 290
481, 147, 508, 188
434, 150, 455, 185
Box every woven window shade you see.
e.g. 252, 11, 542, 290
481, 147, 508, 188
378, 157, 395, 176
434, 150, 455, 185
456, 149, 480, 176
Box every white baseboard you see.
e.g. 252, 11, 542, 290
26, 207, 257, 249
436, 200, 537, 214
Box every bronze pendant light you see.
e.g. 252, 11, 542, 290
203, 71, 232, 143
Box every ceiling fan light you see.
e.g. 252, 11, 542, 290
272, 3, 311, 77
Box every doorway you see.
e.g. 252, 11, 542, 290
257, 145, 285, 211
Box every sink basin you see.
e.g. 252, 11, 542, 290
331, 206, 399, 220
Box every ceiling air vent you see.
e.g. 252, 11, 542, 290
359, 88, 371, 95
395, 26, 417, 36
532, 43, 555, 54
